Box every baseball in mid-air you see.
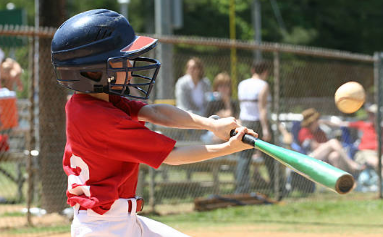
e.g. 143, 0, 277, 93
334, 81, 366, 114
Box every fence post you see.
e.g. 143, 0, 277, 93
154, 0, 174, 101
26, 37, 35, 226
273, 51, 282, 199
374, 52, 383, 199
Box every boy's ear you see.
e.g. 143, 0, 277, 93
80, 71, 102, 82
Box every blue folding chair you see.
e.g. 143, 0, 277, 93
340, 126, 359, 159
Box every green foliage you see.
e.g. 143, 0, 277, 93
67, 0, 120, 17
0, 0, 35, 25
283, 27, 318, 45
0, 0, 381, 54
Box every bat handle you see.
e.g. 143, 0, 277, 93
230, 129, 257, 146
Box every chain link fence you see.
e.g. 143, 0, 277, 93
0, 26, 379, 236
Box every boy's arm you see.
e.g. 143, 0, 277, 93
164, 127, 254, 165
138, 104, 246, 141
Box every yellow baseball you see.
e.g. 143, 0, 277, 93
334, 81, 366, 114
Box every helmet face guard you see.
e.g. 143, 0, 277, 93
54, 56, 160, 100
51, 9, 161, 100
107, 57, 160, 99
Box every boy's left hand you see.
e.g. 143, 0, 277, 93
210, 117, 237, 141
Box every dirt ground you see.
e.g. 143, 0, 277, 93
2, 226, 383, 237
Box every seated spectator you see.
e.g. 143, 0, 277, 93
202, 72, 239, 144
298, 108, 364, 175
348, 104, 380, 170
327, 104, 382, 174
0, 49, 22, 152
175, 57, 211, 116
205, 72, 239, 119
0, 50, 23, 91
278, 122, 293, 149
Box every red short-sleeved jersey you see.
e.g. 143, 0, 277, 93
63, 94, 176, 215
349, 121, 377, 151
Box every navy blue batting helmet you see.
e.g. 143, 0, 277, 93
51, 9, 160, 99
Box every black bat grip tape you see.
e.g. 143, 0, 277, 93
230, 129, 257, 146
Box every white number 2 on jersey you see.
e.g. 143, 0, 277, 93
68, 154, 91, 197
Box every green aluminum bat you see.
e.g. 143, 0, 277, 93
230, 130, 355, 194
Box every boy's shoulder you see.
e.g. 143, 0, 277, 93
67, 94, 115, 113
67, 94, 146, 119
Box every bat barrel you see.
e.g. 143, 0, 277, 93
253, 139, 355, 195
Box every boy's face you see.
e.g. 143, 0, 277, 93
109, 60, 133, 90
105, 57, 159, 98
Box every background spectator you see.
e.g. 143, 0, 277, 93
348, 104, 381, 170
0, 49, 23, 92
205, 72, 239, 119
202, 72, 239, 144
235, 61, 279, 195
324, 104, 382, 176
298, 108, 364, 175
175, 57, 211, 116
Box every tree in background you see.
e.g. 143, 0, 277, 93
1, 0, 383, 54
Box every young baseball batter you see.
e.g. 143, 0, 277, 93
51, 9, 257, 237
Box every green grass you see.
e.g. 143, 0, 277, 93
0, 163, 21, 199
0, 211, 24, 217
4, 225, 70, 235
145, 194, 383, 234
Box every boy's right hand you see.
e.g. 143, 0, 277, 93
228, 126, 257, 152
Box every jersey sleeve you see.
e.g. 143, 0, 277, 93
107, 95, 175, 168
109, 95, 146, 121
107, 121, 176, 169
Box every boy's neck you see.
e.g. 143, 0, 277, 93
77, 92, 109, 102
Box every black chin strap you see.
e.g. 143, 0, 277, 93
122, 86, 130, 96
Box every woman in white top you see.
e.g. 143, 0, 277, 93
236, 61, 281, 196
238, 66, 271, 142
